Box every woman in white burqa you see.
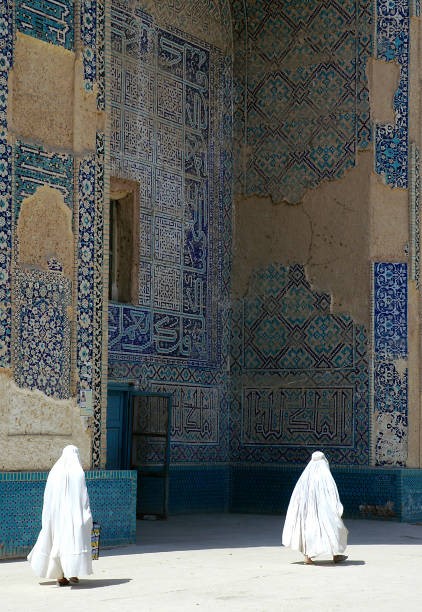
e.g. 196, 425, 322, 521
282, 451, 348, 564
28, 445, 93, 585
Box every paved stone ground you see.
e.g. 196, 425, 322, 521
3, 514, 422, 611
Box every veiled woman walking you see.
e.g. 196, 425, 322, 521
282, 450, 348, 565
27, 445, 93, 585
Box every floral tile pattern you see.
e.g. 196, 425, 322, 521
373, 263, 408, 466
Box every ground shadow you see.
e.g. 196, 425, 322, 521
98, 514, 422, 557
39, 578, 131, 588
291, 560, 365, 567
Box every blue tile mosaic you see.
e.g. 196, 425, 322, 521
14, 141, 74, 221
92, 131, 106, 466
231, 264, 370, 465
0, 1, 14, 367
230, 464, 409, 521
375, 0, 409, 188
15, 0, 74, 49
373, 263, 408, 466
13, 269, 72, 399
80, 0, 97, 92
169, 464, 230, 514
0, 470, 137, 559
108, 2, 232, 460
232, 0, 373, 202
77, 135, 107, 468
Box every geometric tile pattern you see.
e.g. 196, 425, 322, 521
375, 0, 409, 188
13, 269, 72, 399
373, 262, 408, 466
0, 0, 13, 367
108, 3, 232, 457
232, 0, 373, 203
107, 359, 230, 461
243, 268, 354, 371
110, 3, 220, 364
231, 264, 370, 465
15, 0, 74, 49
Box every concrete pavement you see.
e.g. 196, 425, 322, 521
2, 514, 422, 611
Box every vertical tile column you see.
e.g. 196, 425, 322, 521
373, 263, 408, 465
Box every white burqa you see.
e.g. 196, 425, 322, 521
282, 451, 348, 558
27, 445, 93, 579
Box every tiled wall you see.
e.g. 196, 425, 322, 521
231, 264, 370, 465
230, 463, 422, 522
1, 1, 107, 466
0, 470, 137, 559
108, 1, 232, 464
232, 0, 373, 203
372, 263, 409, 466
375, 0, 409, 187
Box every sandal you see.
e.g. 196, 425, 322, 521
333, 555, 348, 564
304, 556, 314, 565
57, 577, 70, 586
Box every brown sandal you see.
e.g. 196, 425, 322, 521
57, 577, 70, 586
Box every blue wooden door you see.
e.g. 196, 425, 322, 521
106, 389, 128, 469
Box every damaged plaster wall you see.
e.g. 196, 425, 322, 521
233, 150, 372, 327
17, 185, 74, 279
0, 370, 91, 470
232, 6, 412, 466
3, 25, 105, 470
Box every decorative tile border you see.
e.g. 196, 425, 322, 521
15, 0, 74, 49
0, 0, 13, 367
373, 262, 408, 466
375, 0, 409, 188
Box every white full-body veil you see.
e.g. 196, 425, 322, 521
27, 445, 93, 579
282, 451, 348, 558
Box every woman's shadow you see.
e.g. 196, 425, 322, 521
40, 578, 132, 588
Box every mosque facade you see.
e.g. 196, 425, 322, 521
1, 0, 422, 557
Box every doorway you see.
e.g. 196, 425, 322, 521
106, 384, 172, 518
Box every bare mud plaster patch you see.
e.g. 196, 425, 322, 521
394, 357, 408, 381
8, 33, 74, 150
233, 151, 372, 326
367, 58, 400, 124
17, 185, 74, 279
369, 169, 408, 260
0, 370, 91, 470
8, 394, 73, 436
73, 56, 104, 154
